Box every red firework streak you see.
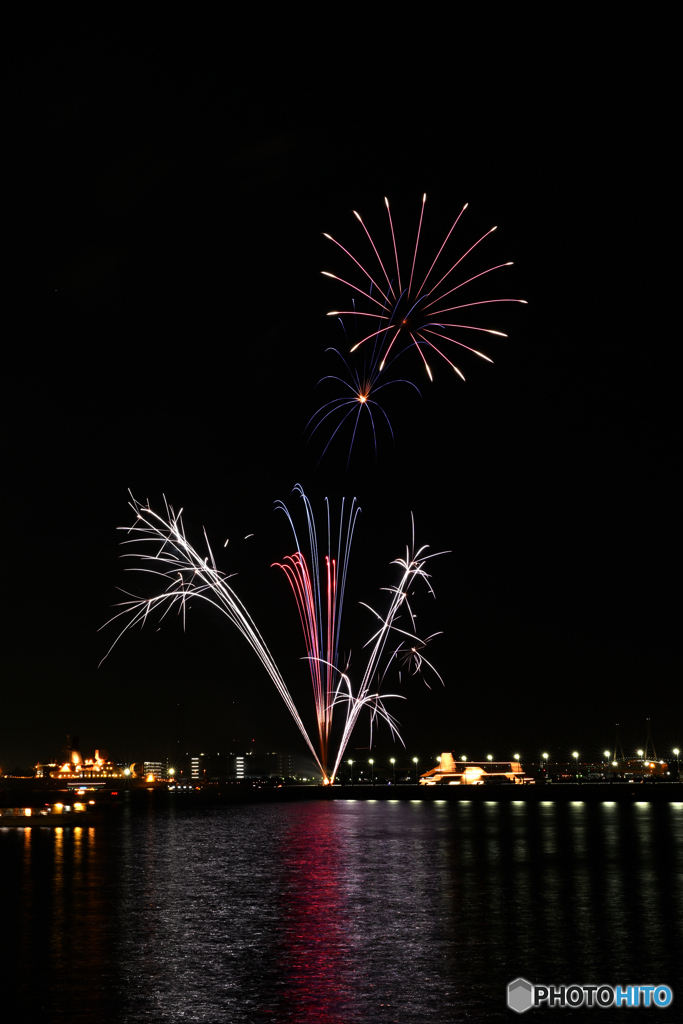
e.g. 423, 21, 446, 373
275, 551, 337, 778
273, 486, 359, 781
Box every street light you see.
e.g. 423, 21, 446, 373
461, 755, 467, 762
413, 757, 418, 783
487, 754, 493, 762
542, 753, 549, 776
390, 757, 396, 784
572, 752, 579, 778
514, 754, 520, 761
369, 758, 375, 786
347, 759, 353, 784
637, 749, 644, 758
673, 748, 679, 757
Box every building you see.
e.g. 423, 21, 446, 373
185, 751, 292, 781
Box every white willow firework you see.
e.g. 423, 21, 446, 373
325, 516, 445, 782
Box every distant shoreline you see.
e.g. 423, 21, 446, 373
2, 781, 681, 812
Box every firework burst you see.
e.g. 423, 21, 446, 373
101, 491, 444, 784
323, 194, 526, 381
305, 343, 420, 466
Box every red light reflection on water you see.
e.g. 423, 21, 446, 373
268, 805, 353, 1023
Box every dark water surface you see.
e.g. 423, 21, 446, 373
1, 799, 681, 1022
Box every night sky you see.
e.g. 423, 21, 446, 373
5, 13, 677, 771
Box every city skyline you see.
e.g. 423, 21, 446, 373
5, 723, 680, 783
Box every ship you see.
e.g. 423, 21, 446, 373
419, 752, 534, 785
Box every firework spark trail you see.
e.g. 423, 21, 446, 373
323, 195, 526, 381
100, 494, 325, 774
102, 492, 444, 784
273, 552, 329, 766
273, 486, 360, 775
274, 493, 445, 783
407, 193, 427, 300
329, 530, 447, 782
305, 346, 419, 466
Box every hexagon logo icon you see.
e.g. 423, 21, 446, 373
508, 977, 534, 1013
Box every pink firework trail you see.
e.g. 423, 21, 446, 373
323, 194, 527, 381
273, 485, 360, 778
